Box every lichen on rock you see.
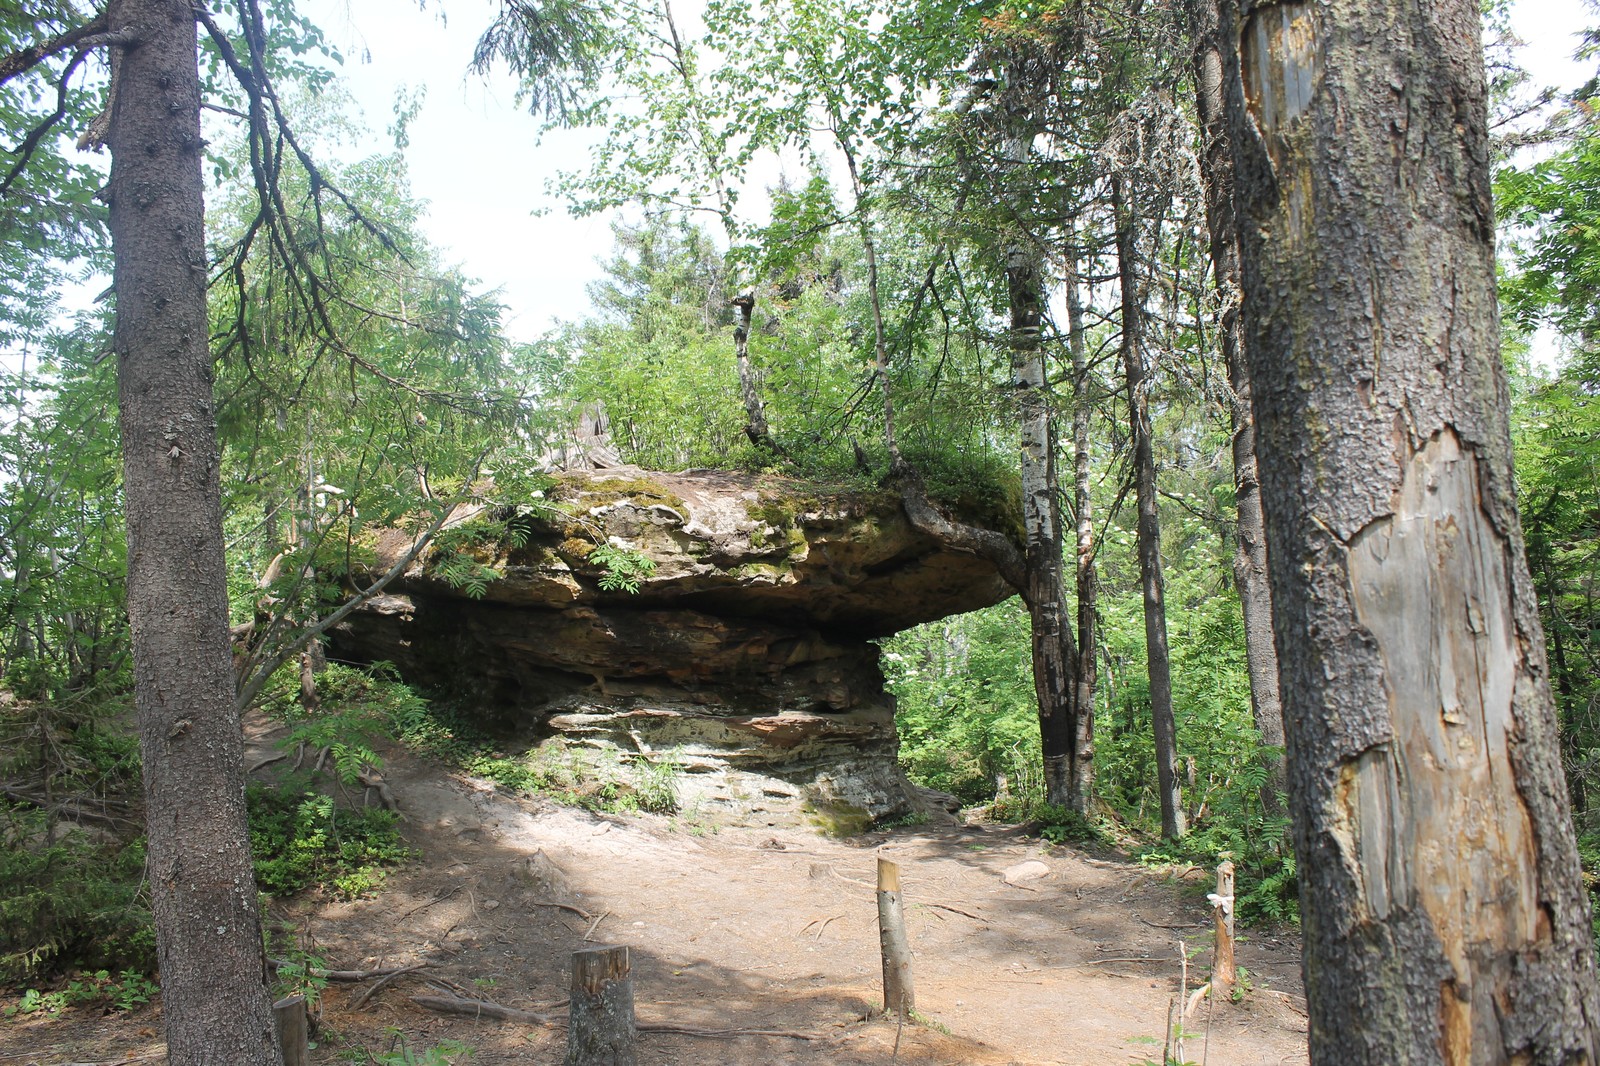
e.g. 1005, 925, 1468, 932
330, 466, 1013, 825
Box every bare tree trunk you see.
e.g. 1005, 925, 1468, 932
1188, 0, 1286, 816
1113, 175, 1184, 842
1221, 0, 1600, 1059
1066, 243, 1097, 813
840, 140, 899, 467
107, 2, 279, 1062
1008, 238, 1078, 810
731, 292, 773, 448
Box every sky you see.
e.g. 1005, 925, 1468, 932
298, 0, 619, 343
294, 0, 1599, 345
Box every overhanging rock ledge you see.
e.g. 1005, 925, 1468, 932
329, 466, 1014, 827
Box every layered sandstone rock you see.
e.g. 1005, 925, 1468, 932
330, 467, 1012, 826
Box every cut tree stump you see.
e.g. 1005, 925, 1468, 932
273, 994, 309, 1066
877, 857, 915, 1017
566, 945, 636, 1066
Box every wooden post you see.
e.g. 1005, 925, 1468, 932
273, 994, 309, 1066
566, 945, 636, 1066
876, 857, 915, 1018
1212, 860, 1235, 999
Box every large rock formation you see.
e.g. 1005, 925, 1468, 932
330, 467, 1013, 826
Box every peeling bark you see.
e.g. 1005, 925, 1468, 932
1219, 0, 1600, 1059
1067, 245, 1097, 813
731, 291, 774, 449
1188, 0, 1286, 814
1008, 237, 1079, 810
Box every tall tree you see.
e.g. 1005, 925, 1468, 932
106, 0, 278, 1059
972, 31, 1085, 811
1187, 0, 1285, 813
1112, 171, 1184, 841
1220, 0, 1600, 1058
1064, 239, 1098, 812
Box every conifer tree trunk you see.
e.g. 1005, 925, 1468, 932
1113, 175, 1184, 841
107, 1, 279, 1061
1220, 0, 1600, 1058
1188, 0, 1286, 814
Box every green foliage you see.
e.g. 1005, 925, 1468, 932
270, 942, 331, 1009
464, 745, 682, 816
262, 662, 435, 786
4, 969, 156, 1018
887, 538, 1298, 924
246, 784, 413, 900
886, 599, 1041, 807
1034, 805, 1104, 847
588, 543, 658, 594
370, 1030, 474, 1066
0, 807, 154, 984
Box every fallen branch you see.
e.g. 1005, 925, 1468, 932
348, 964, 429, 1010
410, 993, 811, 1040
638, 1022, 811, 1040
399, 883, 463, 919
247, 751, 290, 775
798, 914, 843, 939
923, 903, 981, 920
411, 993, 557, 1026
583, 910, 610, 941
271, 960, 426, 983
357, 768, 404, 819
529, 901, 592, 921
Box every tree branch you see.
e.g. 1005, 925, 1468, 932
234, 451, 492, 711
0, 14, 110, 86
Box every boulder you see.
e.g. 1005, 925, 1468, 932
330, 467, 1014, 826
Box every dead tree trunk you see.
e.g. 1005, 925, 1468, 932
1113, 175, 1184, 841
876, 857, 915, 1017
1189, 0, 1286, 816
107, 1, 279, 1061
1221, 0, 1600, 1059
731, 292, 774, 449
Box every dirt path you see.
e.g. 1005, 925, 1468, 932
0, 736, 1309, 1065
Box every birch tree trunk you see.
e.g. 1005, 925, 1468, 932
1221, 0, 1600, 1059
1113, 175, 1184, 841
107, 1, 279, 1061
1066, 243, 1098, 813
1008, 238, 1079, 809
1188, 0, 1286, 814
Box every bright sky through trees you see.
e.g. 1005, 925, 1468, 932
295, 0, 1592, 343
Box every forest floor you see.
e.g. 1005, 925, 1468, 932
1, 718, 1310, 1066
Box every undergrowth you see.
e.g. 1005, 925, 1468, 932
460, 745, 681, 815
376, 672, 688, 813
0, 805, 155, 984
247, 782, 414, 899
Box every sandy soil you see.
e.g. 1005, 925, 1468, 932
0, 724, 1309, 1066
